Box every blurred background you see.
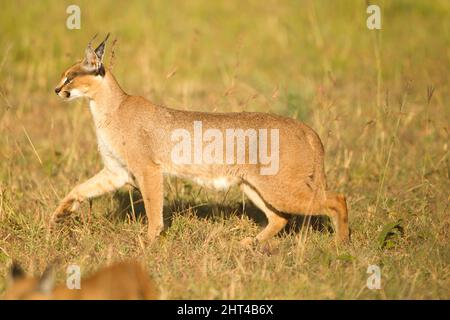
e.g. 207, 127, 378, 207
0, 0, 448, 299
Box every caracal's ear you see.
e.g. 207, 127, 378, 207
83, 33, 100, 71
83, 33, 110, 73
8, 261, 25, 283
94, 32, 110, 63
37, 265, 55, 294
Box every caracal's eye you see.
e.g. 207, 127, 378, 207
64, 78, 71, 85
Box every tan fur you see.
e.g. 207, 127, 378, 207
3, 261, 158, 300
52, 35, 349, 244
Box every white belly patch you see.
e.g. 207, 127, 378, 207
193, 176, 238, 190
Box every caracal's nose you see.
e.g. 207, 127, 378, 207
54, 87, 61, 94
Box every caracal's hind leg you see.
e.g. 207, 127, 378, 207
290, 190, 350, 243
240, 184, 288, 246
324, 192, 349, 242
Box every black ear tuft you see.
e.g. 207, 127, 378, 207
10, 261, 25, 280
94, 33, 110, 62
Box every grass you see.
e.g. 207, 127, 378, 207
0, 0, 449, 299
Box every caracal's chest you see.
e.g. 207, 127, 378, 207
89, 101, 130, 175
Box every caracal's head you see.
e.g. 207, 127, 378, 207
3, 262, 55, 300
54, 33, 110, 101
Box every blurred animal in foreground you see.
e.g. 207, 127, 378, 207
3, 260, 158, 300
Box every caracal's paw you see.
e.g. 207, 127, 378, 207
51, 198, 77, 225
240, 237, 257, 249
337, 229, 351, 244
147, 226, 163, 243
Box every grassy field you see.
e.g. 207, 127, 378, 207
0, 0, 449, 299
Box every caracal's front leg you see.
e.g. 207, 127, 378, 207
51, 168, 128, 223
137, 164, 164, 242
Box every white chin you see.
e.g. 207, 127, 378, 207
66, 95, 81, 101
66, 89, 84, 101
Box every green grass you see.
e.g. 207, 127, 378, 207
0, 0, 449, 299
